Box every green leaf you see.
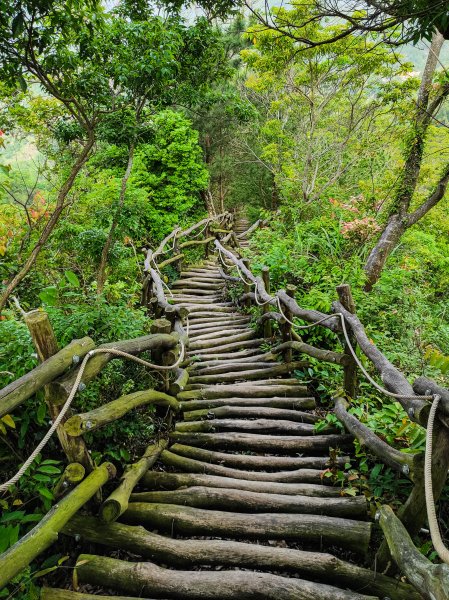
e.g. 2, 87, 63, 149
39, 286, 58, 306
38, 487, 54, 500
37, 465, 61, 475
64, 270, 80, 288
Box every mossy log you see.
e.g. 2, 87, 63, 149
53, 462, 86, 497
149, 268, 188, 318
169, 367, 190, 395
179, 396, 316, 411
188, 362, 309, 384
188, 348, 263, 361
62, 515, 420, 600
272, 341, 350, 366
174, 418, 319, 435
257, 311, 286, 326
75, 552, 378, 600
177, 383, 309, 400
172, 279, 223, 290
64, 390, 178, 436
185, 379, 304, 390
124, 485, 366, 518
278, 289, 341, 332
41, 589, 160, 600
141, 470, 345, 497
50, 334, 177, 403
122, 502, 371, 554
168, 443, 345, 470
0, 336, 94, 417
160, 450, 336, 483
189, 328, 253, 342
0, 463, 115, 590
189, 331, 256, 350
334, 302, 430, 425
182, 405, 318, 423
178, 236, 215, 249
156, 253, 185, 269
379, 505, 449, 600
413, 376, 449, 420
334, 397, 418, 480
100, 440, 167, 523
192, 362, 277, 376
169, 431, 353, 452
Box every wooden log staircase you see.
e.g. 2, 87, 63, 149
1, 214, 449, 599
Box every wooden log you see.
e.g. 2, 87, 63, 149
334, 397, 418, 479
272, 340, 350, 366
62, 515, 420, 600
169, 367, 190, 395
334, 302, 430, 425
157, 253, 185, 269
278, 289, 341, 332
188, 361, 308, 384
413, 376, 449, 420
174, 418, 319, 435
189, 331, 256, 350
50, 334, 177, 403
75, 552, 378, 600
0, 463, 116, 589
379, 505, 449, 600
172, 279, 223, 290
189, 340, 265, 355
192, 362, 277, 376
182, 405, 318, 423
168, 443, 342, 470
179, 396, 316, 411
336, 284, 358, 398
281, 285, 296, 362
41, 589, 160, 600
190, 328, 253, 342
169, 431, 353, 452
141, 470, 346, 497
100, 440, 167, 523
0, 336, 94, 417
64, 390, 178, 436
257, 311, 286, 327
53, 462, 85, 497
122, 503, 371, 554
179, 236, 215, 249
160, 450, 339, 482
149, 268, 188, 318
124, 485, 366, 518
261, 266, 272, 338
178, 384, 310, 400
24, 310, 94, 468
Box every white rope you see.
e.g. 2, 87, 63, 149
425, 394, 449, 564
0, 342, 185, 493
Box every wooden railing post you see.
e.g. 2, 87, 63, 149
24, 309, 94, 470
150, 318, 172, 392
261, 267, 272, 339
204, 224, 210, 258
281, 284, 296, 363
336, 284, 357, 399
242, 258, 251, 308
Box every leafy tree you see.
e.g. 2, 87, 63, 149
243, 1, 449, 48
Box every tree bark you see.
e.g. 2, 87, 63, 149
0, 135, 94, 312
97, 143, 135, 295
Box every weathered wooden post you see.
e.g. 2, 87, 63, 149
262, 267, 272, 339
336, 284, 357, 399
281, 284, 296, 363
150, 318, 172, 392
173, 237, 183, 274
204, 224, 211, 259
24, 309, 94, 470
242, 258, 251, 309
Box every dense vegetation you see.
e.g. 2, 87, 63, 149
1, 0, 449, 595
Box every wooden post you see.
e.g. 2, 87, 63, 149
173, 237, 183, 274
281, 285, 296, 363
150, 318, 172, 392
242, 258, 251, 308
261, 267, 272, 339
204, 224, 210, 258
24, 310, 94, 471
336, 284, 357, 399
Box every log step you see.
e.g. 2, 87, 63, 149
121, 503, 372, 554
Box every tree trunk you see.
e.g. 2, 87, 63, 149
97, 143, 135, 295
0, 134, 94, 312
364, 32, 446, 291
